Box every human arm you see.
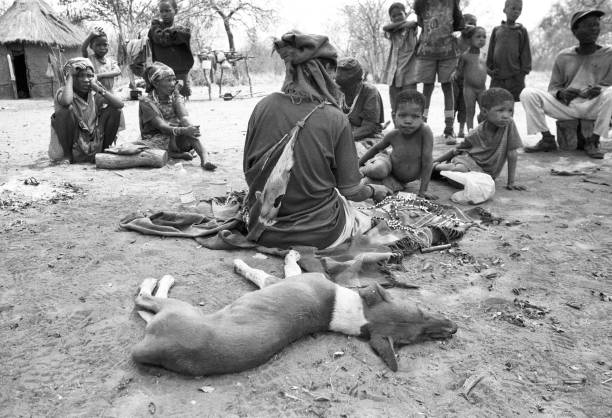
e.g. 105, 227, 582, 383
505, 149, 526, 190
418, 125, 436, 199
520, 27, 532, 75
334, 123, 391, 202
172, 89, 194, 126
433, 140, 471, 163
95, 58, 121, 80
352, 90, 383, 141
358, 135, 391, 166
90, 79, 124, 109
486, 28, 497, 77
382, 20, 417, 33
452, 0, 465, 31
547, 55, 579, 104
149, 20, 191, 46
352, 121, 379, 141
81, 27, 104, 58
57, 75, 74, 107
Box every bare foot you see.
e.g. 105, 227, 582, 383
202, 162, 217, 171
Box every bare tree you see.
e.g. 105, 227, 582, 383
60, 0, 157, 39
194, 0, 274, 52
531, 0, 612, 70
341, 0, 403, 82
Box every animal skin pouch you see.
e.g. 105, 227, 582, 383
245, 103, 324, 242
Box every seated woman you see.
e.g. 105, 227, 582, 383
243, 33, 391, 250
335, 58, 386, 156
139, 62, 216, 170
50, 58, 123, 163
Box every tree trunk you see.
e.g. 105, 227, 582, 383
222, 18, 235, 52
95, 149, 168, 169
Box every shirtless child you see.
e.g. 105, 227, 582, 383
359, 90, 436, 199
456, 26, 488, 132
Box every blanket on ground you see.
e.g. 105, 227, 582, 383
120, 193, 474, 288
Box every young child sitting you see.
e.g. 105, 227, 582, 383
359, 90, 437, 199
486, 0, 531, 101
139, 62, 216, 170
455, 26, 488, 132
433, 88, 526, 190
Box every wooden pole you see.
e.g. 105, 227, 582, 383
7, 54, 18, 99
243, 57, 253, 98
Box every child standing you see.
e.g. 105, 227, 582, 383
486, 0, 531, 101
139, 62, 215, 170
413, 0, 465, 145
382, 2, 419, 116
81, 28, 121, 92
359, 90, 436, 199
453, 13, 477, 138
455, 26, 488, 132
433, 88, 525, 190
148, 0, 194, 98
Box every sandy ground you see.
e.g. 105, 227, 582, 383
1, 73, 612, 418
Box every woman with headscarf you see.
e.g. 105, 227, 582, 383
148, 0, 194, 98
49, 57, 123, 163
335, 57, 386, 156
242, 32, 391, 250
138, 62, 215, 170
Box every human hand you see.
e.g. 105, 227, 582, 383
506, 183, 527, 191
90, 78, 104, 92
91, 27, 105, 37
418, 191, 438, 200
183, 125, 200, 137
557, 88, 580, 105
584, 86, 602, 99
369, 184, 392, 203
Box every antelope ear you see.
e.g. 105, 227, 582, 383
359, 283, 392, 306
369, 334, 398, 372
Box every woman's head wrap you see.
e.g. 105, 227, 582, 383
273, 32, 341, 106
143, 61, 175, 92
63, 57, 94, 78
335, 57, 364, 90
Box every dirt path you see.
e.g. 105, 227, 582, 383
1, 74, 611, 417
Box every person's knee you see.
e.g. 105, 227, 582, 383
600, 86, 612, 102
519, 87, 538, 102
53, 107, 75, 121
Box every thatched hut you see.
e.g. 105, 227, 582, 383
0, 0, 86, 99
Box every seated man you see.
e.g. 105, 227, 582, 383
520, 9, 612, 159
335, 58, 385, 155
50, 57, 123, 163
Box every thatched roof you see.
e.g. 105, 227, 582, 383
0, 0, 86, 47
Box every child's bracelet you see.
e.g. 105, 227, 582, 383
172, 127, 178, 136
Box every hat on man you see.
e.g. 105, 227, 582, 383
570, 10, 604, 29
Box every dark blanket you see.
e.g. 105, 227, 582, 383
120, 194, 474, 288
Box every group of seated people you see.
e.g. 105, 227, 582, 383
48, 9, 611, 251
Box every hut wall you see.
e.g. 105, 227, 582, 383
26, 45, 81, 98
0, 45, 12, 99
